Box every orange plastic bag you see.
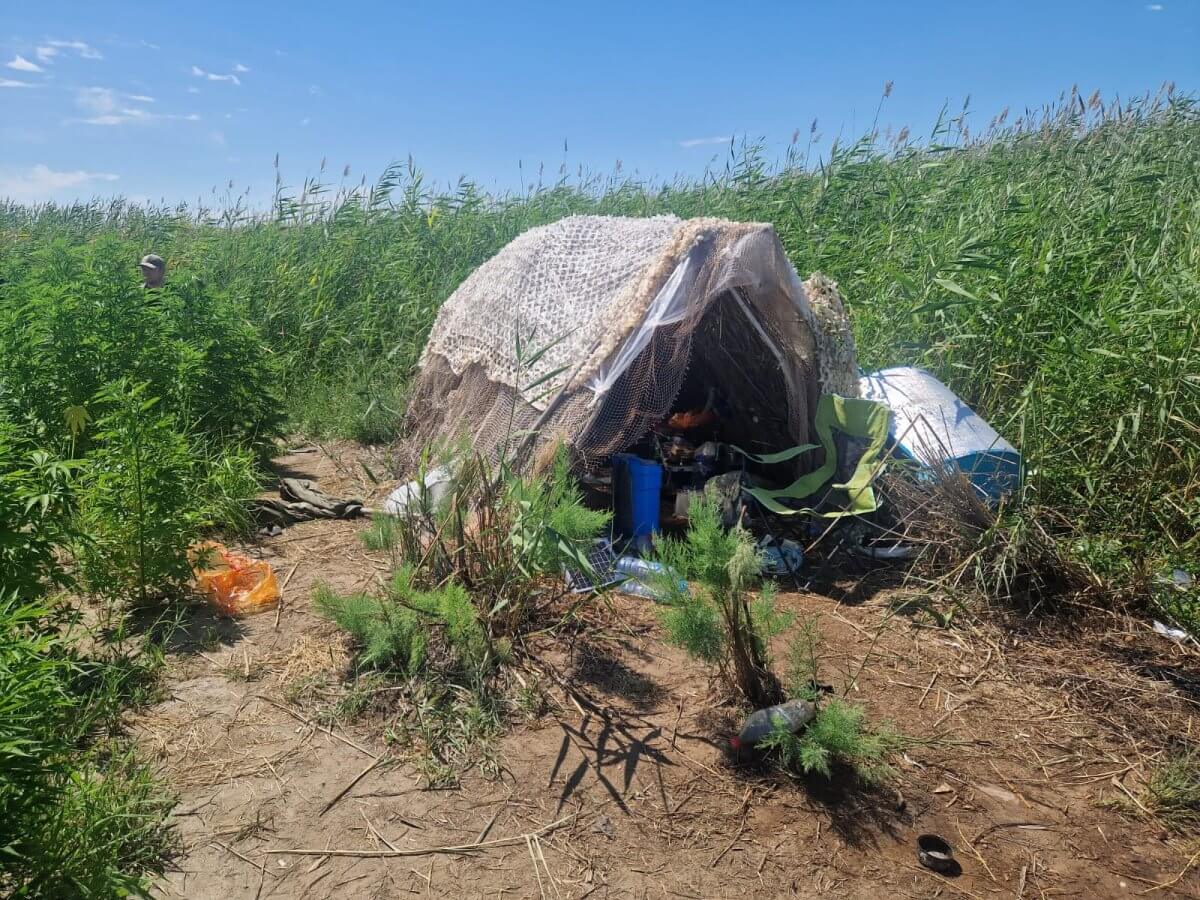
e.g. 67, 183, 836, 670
190, 541, 280, 617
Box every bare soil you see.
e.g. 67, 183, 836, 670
140, 442, 1200, 899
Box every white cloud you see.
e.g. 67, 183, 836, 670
191, 65, 240, 85
38, 40, 102, 62
309, 84, 322, 96
677, 135, 731, 148
233, 63, 250, 73
300, 117, 311, 126
0, 164, 117, 202
211, 130, 226, 146
76, 86, 117, 114
187, 86, 200, 94
6, 55, 42, 73
1147, 3, 1164, 9
72, 88, 195, 125
0, 78, 35, 88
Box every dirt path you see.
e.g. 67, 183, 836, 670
140, 443, 1200, 899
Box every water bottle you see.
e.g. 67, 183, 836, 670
730, 699, 817, 758
613, 556, 686, 601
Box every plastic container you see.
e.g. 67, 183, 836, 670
190, 541, 280, 617
730, 699, 817, 756
612, 454, 663, 551
859, 366, 1021, 504
613, 556, 686, 601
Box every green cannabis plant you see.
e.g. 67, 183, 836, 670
77, 381, 206, 607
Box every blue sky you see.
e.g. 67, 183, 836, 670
1, 1, 1197, 206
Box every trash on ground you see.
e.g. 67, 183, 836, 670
1163, 568, 1194, 590
730, 698, 817, 758
916, 833, 958, 874
562, 536, 686, 600
852, 540, 918, 561
1152, 620, 1191, 642
613, 555, 687, 601
757, 534, 804, 576
860, 366, 1021, 504
254, 477, 365, 531
672, 489, 701, 519
383, 465, 454, 517
191, 541, 280, 616
563, 539, 620, 593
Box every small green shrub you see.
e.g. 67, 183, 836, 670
360, 512, 399, 553
76, 381, 206, 607
785, 616, 823, 701
654, 493, 790, 706
759, 699, 904, 784
315, 568, 491, 677
314, 582, 427, 675
385, 446, 609, 638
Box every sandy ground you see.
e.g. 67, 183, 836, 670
135, 442, 1200, 899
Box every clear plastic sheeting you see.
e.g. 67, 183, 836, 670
586, 248, 698, 402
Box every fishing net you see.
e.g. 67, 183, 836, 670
402, 215, 858, 471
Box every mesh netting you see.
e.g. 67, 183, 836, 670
402, 215, 858, 471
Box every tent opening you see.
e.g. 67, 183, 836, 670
577, 288, 817, 529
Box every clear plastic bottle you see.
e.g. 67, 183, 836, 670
730, 699, 817, 757
613, 556, 686, 601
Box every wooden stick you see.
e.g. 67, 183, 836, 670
320, 754, 388, 816
361, 811, 399, 852
212, 840, 279, 878
476, 804, 504, 844
266, 814, 575, 859
254, 694, 376, 758
918, 672, 938, 708
1139, 846, 1200, 894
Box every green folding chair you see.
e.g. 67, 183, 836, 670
737, 394, 891, 518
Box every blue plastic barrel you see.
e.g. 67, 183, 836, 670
612, 454, 662, 551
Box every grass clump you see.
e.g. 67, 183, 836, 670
316, 444, 606, 783
1138, 751, 1200, 833
0, 598, 175, 899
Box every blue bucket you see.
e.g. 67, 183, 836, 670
612, 454, 662, 551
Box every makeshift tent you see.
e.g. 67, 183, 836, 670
402, 215, 860, 471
